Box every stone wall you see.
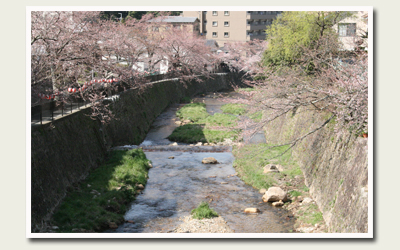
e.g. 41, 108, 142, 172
31, 73, 242, 229
263, 107, 368, 233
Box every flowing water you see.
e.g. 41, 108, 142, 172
108, 92, 295, 233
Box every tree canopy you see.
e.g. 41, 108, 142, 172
263, 11, 354, 68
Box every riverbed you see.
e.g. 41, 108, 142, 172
108, 92, 295, 233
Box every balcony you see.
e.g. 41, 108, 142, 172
246, 11, 280, 20
246, 23, 268, 30
246, 33, 266, 40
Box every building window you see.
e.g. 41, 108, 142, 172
212, 32, 217, 37
212, 11, 218, 16
224, 32, 229, 38
224, 21, 229, 27
224, 11, 229, 16
338, 23, 356, 37
212, 21, 218, 27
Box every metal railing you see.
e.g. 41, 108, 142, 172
31, 99, 90, 126
31, 70, 228, 126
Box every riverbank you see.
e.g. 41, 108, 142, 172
45, 149, 151, 233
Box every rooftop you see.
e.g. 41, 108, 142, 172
148, 16, 199, 23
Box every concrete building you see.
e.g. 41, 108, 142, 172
182, 11, 282, 46
334, 11, 369, 51
148, 16, 200, 34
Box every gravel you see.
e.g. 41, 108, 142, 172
172, 215, 234, 233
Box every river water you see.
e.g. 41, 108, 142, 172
109, 92, 295, 233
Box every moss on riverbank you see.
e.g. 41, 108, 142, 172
50, 149, 151, 233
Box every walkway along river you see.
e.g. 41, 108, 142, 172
107, 92, 295, 233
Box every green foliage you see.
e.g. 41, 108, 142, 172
51, 149, 150, 232
191, 202, 219, 220
263, 11, 353, 68
221, 103, 247, 115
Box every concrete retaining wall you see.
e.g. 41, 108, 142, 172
31, 73, 242, 229
263, 107, 368, 233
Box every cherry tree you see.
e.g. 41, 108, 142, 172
218, 12, 368, 151
31, 11, 219, 123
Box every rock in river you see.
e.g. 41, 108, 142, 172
262, 187, 288, 202
244, 208, 260, 213
202, 157, 218, 164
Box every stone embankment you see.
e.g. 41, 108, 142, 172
31, 73, 243, 230
263, 106, 368, 233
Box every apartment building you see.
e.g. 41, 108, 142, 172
148, 16, 200, 34
182, 11, 282, 47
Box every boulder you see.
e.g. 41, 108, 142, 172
202, 157, 218, 164
262, 187, 288, 202
259, 188, 267, 194
168, 156, 175, 159
263, 164, 284, 173
244, 208, 260, 213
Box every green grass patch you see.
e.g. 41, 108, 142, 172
167, 124, 240, 144
288, 190, 303, 197
51, 149, 150, 232
236, 87, 254, 92
169, 102, 241, 144
202, 113, 238, 127
221, 103, 247, 116
248, 111, 263, 122
232, 143, 296, 190
281, 166, 303, 179
297, 204, 324, 226
180, 96, 192, 103
176, 102, 209, 122
191, 202, 219, 220
301, 185, 310, 192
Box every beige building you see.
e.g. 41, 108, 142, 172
148, 16, 200, 34
334, 11, 369, 51
182, 11, 282, 47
